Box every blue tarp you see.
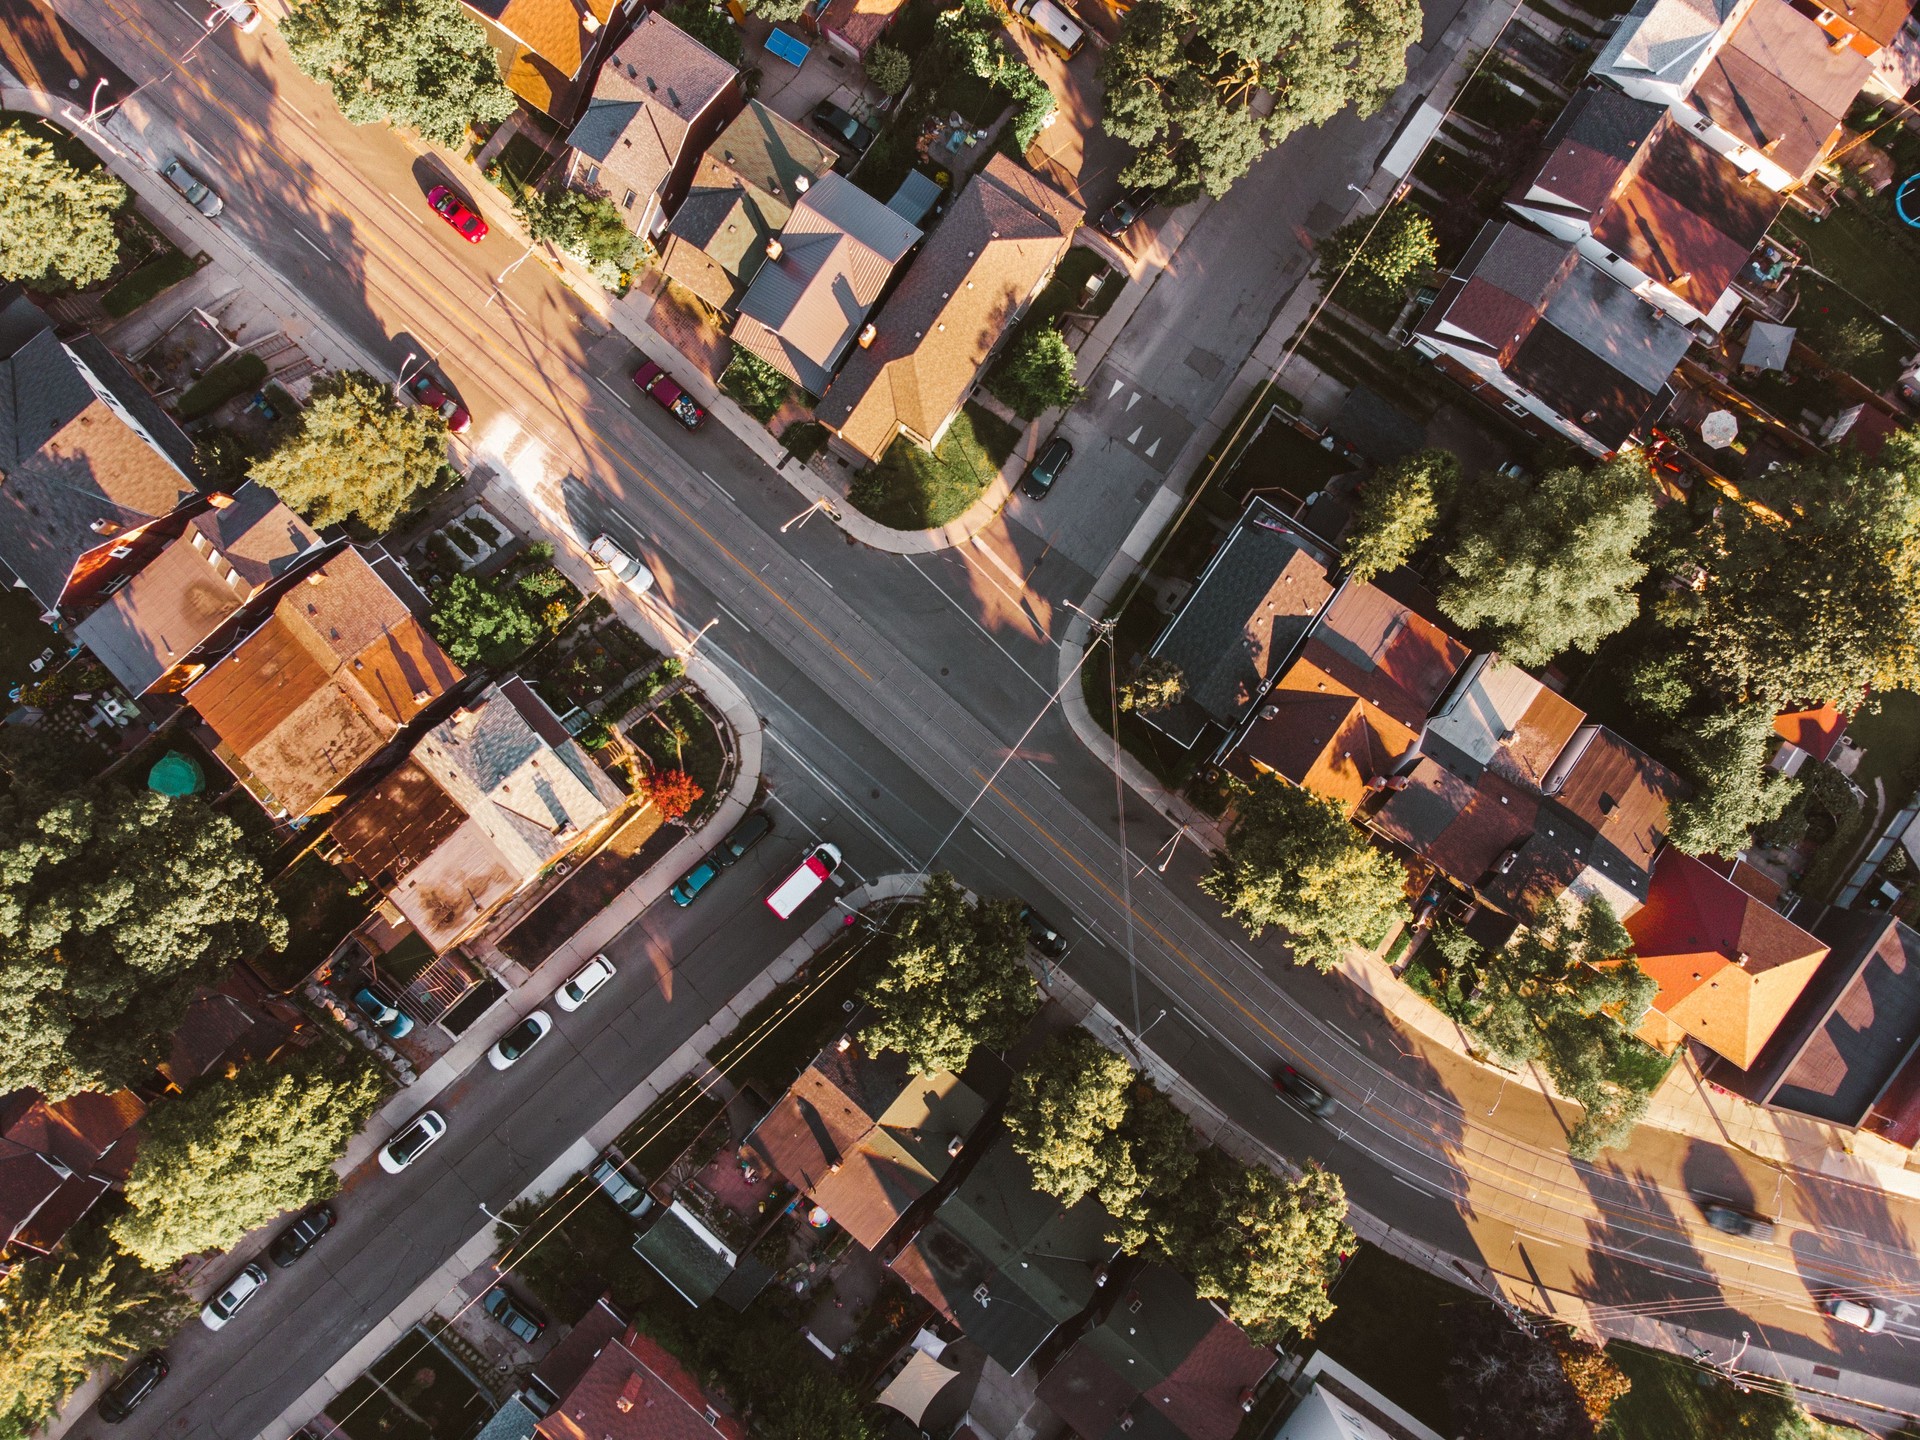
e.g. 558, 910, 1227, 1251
766, 28, 809, 65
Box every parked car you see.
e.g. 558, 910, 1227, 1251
1700, 1202, 1776, 1243
352, 985, 414, 1040
811, 100, 876, 157
268, 1204, 336, 1267
1018, 904, 1069, 959
426, 183, 488, 243
671, 860, 720, 907
206, 0, 263, 30
1823, 1295, 1888, 1333
488, 1010, 554, 1071
1097, 185, 1159, 238
1274, 1065, 1337, 1118
200, 1263, 268, 1331
407, 371, 471, 433
586, 533, 656, 593
711, 809, 772, 868
98, 1351, 169, 1422
1020, 437, 1073, 499
633, 359, 707, 430
482, 1284, 548, 1344
161, 158, 224, 218
590, 1155, 655, 1220
555, 954, 616, 1012
378, 1111, 446, 1174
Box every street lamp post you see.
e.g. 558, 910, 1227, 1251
478, 1201, 521, 1234
677, 617, 719, 659
780, 496, 839, 532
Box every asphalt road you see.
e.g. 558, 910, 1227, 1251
28, 0, 1920, 1431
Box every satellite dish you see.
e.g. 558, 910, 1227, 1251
1701, 410, 1739, 448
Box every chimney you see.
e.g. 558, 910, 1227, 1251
616, 1372, 645, 1413
583, 11, 599, 29
306, 569, 327, 585
766, 237, 783, 260
946, 1135, 964, 1157
857, 323, 877, 348
1736, 951, 1750, 967
452, 707, 480, 731
794, 174, 810, 192
207, 491, 235, 509
89, 519, 119, 535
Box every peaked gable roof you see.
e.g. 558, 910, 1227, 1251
463, 0, 617, 117
1593, 0, 1743, 82
1693, 0, 1871, 180
1230, 657, 1420, 812
535, 1323, 745, 1440
1522, 84, 1666, 214
1773, 703, 1846, 761
1423, 653, 1587, 791
1310, 581, 1470, 732
570, 12, 737, 205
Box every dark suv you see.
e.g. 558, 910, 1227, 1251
1097, 185, 1159, 238
712, 810, 772, 868
483, 1284, 548, 1344
99, 1351, 169, 1422
1021, 438, 1072, 499
268, 1204, 336, 1267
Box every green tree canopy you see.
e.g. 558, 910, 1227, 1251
1663, 704, 1798, 858
1341, 448, 1454, 584
283, 0, 517, 147
112, 1049, 386, 1268
1201, 777, 1408, 967
251, 369, 447, 532
666, 2, 741, 63
0, 789, 287, 1099
866, 42, 911, 96
0, 121, 125, 290
520, 189, 641, 271
1315, 202, 1437, 318
862, 873, 1039, 1075
428, 571, 540, 667
990, 326, 1084, 420
1438, 456, 1654, 667
741, 0, 808, 18
1005, 1030, 1134, 1208
1117, 657, 1187, 713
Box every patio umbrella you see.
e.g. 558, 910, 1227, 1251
1700, 410, 1740, 449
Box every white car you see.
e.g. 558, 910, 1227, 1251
200, 1263, 267, 1331
378, 1111, 446, 1174
1823, 1296, 1888, 1333
554, 954, 616, 1012
161, 159, 223, 219
206, 0, 263, 30
587, 534, 655, 594
487, 1009, 553, 1070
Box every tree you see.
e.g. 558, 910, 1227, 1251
251, 369, 447, 532
740, 0, 808, 18
0, 121, 125, 289
0, 789, 287, 1100
1341, 449, 1454, 583
643, 768, 704, 823
427, 572, 540, 667
111, 1050, 386, 1268
1547, 1331, 1631, 1429
1664, 704, 1798, 858
1445, 1306, 1592, 1440
1201, 776, 1408, 967
866, 42, 911, 96
1315, 202, 1437, 319
518, 189, 640, 277
0, 1232, 188, 1435
1438, 456, 1654, 667
759, 1375, 880, 1440
724, 347, 795, 416
990, 327, 1083, 420
1099, 1082, 1198, 1253
1005, 1031, 1134, 1207
862, 873, 1038, 1075
1117, 657, 1186, 713
667, 2, 741, 63
283, 0, 516, 148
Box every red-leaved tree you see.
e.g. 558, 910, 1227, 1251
645, 768, 703, 822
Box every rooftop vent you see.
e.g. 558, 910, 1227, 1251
89, 519, 119, 535
108, 545, 133, 559
836, 1033, 853, 1051
767, 237, 783, 260
795, 175, 810, 192
946, 1135, 964, 1157
858, 323, 876, 347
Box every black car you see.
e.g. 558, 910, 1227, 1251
1018, 904, 1069, 959
1701, 1202, 1777, 1242
711, 809, 773, 868
1097, 185, 1159, 238
1274, 1065, 1337, 1118
812, 100, 876, 156
268, 1204, 336, 1267
1021, 437, 1073, 499
482, 1284, 548, 1344
99, 1351, 168, 1423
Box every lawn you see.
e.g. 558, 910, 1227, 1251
847, 402, 1022, 529
628, 690, 728, 825
496, 804, 673, 966
102, 248, 200, 318
1028, 246, 1120, 328
1844, 690, 1920, 805
1776, 203, 1920, 349
1602, 1342, 1862, 1440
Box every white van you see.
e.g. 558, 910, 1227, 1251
1011, 0, 1084, 58
766, 843, 842, 919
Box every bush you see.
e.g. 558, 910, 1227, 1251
176, 353, 270, 420
722, 348, 794, 423
782, 420, 830, 463
989, 325, 1082, 419
102, 248, 200, 318
867, 42, 911, 95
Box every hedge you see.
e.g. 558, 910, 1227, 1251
102, 249, 201, 318
176, 352, 269, 420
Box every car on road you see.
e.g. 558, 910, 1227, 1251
426, 184, 488, 243
201, 1262, 268, 1331
268, 1205, 336, 1267
407, 371, 472, 433
378, 1111, 447, 1174
590, 1155, 655, 1220
99, 1351, 169, 1422
1020, 437, 1072, 499
1700, 1202, 1776, 1242
482, 1284, 548, 1344
555, 953, 617, 1012
587, 533, 656, 593
207, 0, 263, 31
633, 359, 707, 430
1274, 1065, 1337, 1118
1018, 904, 1069, 959
671, 859, 719, 907
811, 100, 876, 157
161, 158, 224, 219
352, 984, 415, 1040
712, 809, 772, 867
1822, 1295, 1888, 1333
488, 1010, 554, 1070
1097, 185, 1159, 239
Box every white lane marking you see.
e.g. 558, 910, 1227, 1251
794, 555, 835, 592
593, 375, 625, 401
902, 556, 1048, 694
1028, 761, 1062, 790
969, 826, 1006, 859
294, 229, 328, 258
764, 729, 919, 869
1393, 1176, 1430, 1195
701, 470, 727, 494
1327, 1023, 1359, 1047
388, 192, 425, 222
716, 602, 749, 631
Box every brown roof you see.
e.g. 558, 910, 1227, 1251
569, 12, 738, 210
1370, 756, 1544, 886
1694, 0, 1871, 180
1546, 727, 1681, 871
819, 156, 1079, 463
1793, 0, 1916, 48
533, 1295, 627, 1404
1307, 583, 1469, 733
536, 1324, 745, 1440
330, 758, 467, 888
1143, 1317, 1280, 1440
1230, 656, 1418, 812
819, 0, 910, 55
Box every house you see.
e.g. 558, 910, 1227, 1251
657, 101, 837, 313
565, 11, 741, 241
0, 285, 204, 618
817, 155, 1080, 465
459, 0, 619, 123
1269, 1353, 1446, 1440
533, 1315, 745, 1440
739, 1035, 987, 1251
1035, 1263, 1276, 1440
1140, 499, 1336, 750
1785, 0, 1914, 57
184, 546, 462, 821
329, 677, 624, 954
75, 483, 326, 697
1769, 702, 1850, 777
529, 1294, 627, 1414
160, 968, 304, 1091
888, 1134, 1120, 1374
1622, 847, 1829, 1066
819, 0, 912, 61
1507, 85, 1784, 331
730, 173, 922, 396
0, 1088, 145, 1268
1409, 221, 1694, 457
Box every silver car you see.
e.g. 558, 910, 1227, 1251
161, 159, 224, 218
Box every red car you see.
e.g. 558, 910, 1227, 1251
426, 185, 487, 243
633, 360, 707, 430
408, 372, 471, 433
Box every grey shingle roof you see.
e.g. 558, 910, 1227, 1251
569, 12, 736, 208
